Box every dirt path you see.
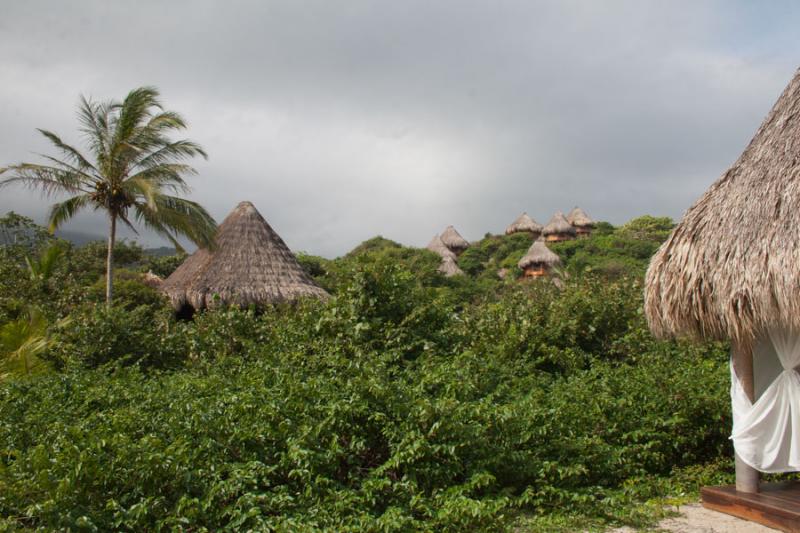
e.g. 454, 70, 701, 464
611, 503, 778, 532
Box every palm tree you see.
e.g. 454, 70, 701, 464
0, 87, 217, 304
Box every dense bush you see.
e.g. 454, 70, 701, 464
0, 214, 739, 531
49, 305, 188, 370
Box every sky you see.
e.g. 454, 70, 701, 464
1, 0, 799, 257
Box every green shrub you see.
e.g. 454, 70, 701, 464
50, 304, 188, 369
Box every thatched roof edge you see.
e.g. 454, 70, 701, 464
644, 67, 800, 342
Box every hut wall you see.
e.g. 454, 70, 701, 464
523, 264, 548, 277
545, 233, 574, 243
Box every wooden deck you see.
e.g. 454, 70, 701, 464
701, 482, 800, 532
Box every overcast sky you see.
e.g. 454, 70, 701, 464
1, 1, 799, 257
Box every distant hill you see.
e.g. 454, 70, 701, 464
54, 229, 105, 246
143, 246, 178, 257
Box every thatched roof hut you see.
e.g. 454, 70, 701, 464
505, 212, 543, 236
439, 225, 469, 254
161, 201, 328, 312
566, 207, 594, 236
518, 239, 560, 277
542, 212, 576, 242
437, 256, 464, 277
645, 69, 800, 504
426, 234, 457, 260
141, 271, 163, 289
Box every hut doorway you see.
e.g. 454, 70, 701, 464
176, 304, 195, 321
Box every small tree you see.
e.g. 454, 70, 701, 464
0, 87, 216, 304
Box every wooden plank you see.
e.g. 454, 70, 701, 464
702, 483, 800, 532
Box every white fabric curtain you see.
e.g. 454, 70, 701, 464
730, 329, 800, 473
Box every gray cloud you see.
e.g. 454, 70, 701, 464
1, 0, 799, 256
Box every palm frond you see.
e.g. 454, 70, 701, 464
47, 194, 92, 232
134, 140, 207, 169
133, 195, 217, 250
0, 164, 90, 196
36, 129, 97, 172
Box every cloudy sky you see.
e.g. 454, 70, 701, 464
1, 1, 799, 257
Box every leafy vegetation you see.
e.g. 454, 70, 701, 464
0, 212, 741, 531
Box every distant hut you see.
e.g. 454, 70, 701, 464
439, 225, 469, 255
161, 201, 328, 316
437, 256, 464, 277
541, 212, 576, 242
645, 68, 800, 527
505, 212, 543, 238
426, 234, 457, 260
142, 271, 163, 289
566, 207, 595, 237
517, 239, 560, 277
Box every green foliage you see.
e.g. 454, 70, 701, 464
346, 236, 404, 257
50, 304, 187, 370
142, 250, 186, 278
0, 307, 54, 379
24, 240, 67, 283
85, 270, 168, 311
619, 215, 675, 242
0, 215, 737, 530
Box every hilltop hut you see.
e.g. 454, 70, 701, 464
161, 201, 328, 316
426, 234, 457, 260
517, 239, 560, 278
505, 212, 543, 237
645, 68, 800, 530
437, 256, 464, 277
541, 212, 576, 242
566, 207, 595, 237
142, 271, 163, 289
439, 225, 469, 255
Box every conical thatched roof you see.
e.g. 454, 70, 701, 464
426, 234, 457, 260
505, 212, 543, 235
518, 239, 561, 269
437, 257, 464, 277
645, 68, 800, 342
566, 207, 594, 228
142, 271, 163, 289
542, 212, 576, 236
439, 225, 469, 252
161, 201, 328, 310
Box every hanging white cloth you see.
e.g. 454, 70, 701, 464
730, 329, 800, 473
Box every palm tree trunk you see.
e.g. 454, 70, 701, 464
106, 213, 116, 305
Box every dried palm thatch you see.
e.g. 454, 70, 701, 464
518, 239, 560, 278
542, 212, 576, 241
645, 68, 800, 343
518, 239, 561, 269
566, 207, 594, 235
439, 225, 469, 253
426, 234, 457, 260
161, 201, 328, 311
505, 212, 543, 236
142, 271, 163, 289
437, 256, 464, 277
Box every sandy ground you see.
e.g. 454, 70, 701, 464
611, 503, 779, 532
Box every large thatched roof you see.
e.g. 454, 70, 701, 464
426, 234, 457, 260
439, 225, 469, 252
542, 212, 576, 236
161, 201, 328, 310
518, 239, 561, 269
437, 257, 464, 277
566, 207, 594, 228
645, 68, 800, 342
505, 212, 543, 235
